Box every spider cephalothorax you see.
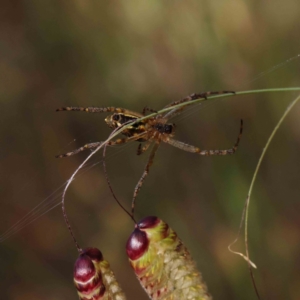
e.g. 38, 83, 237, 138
104, 111, 174, 144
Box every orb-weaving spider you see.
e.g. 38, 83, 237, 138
56, 91, 243, 215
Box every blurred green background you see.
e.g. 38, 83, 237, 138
1, 1, 300, 299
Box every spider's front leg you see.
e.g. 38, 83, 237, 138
56, 134, 148, 158
55, 142, 103, 158
56, 106, 128, 114
166, 119, 243, 156
165, 90, 236, 108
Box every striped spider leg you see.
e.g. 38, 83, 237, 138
164, 90, 235, 109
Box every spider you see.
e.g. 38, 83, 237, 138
56, 91, 243, 216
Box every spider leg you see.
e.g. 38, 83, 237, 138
137, 141, 152, 155
56, 106, 143, 116
163, 91, 235, 119
56, 132, 148, 158
165, 91, 235, 108
56, 142, 103, 158
165, 119, 243, 155
142, 106, 158, 116
132, 140, 161, 216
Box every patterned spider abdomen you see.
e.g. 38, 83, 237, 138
74, 247, 126, 300
126, 216, 212, 300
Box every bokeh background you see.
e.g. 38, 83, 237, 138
1, 1, 300, 299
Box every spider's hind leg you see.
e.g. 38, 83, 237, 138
166, 119, 243, 156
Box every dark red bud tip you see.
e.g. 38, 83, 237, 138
74, 254, 96, 282
82, 247, 103, 263
126, 228, 149, 260
138, 216, 160, 229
